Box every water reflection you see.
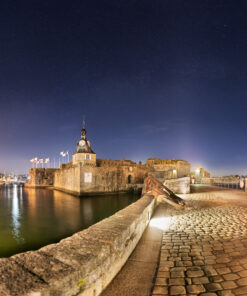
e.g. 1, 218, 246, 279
0, 185, 140, 257
82, 199, 93, 225
11, 185, 22, 242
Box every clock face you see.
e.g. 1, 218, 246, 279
79, 140, 86, 146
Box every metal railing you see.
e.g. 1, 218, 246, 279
213, 180, 245, 191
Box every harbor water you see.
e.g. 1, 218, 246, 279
0, 184, 140, 257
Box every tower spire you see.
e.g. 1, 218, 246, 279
82, 115, 85, 129
81, 115, 87, 140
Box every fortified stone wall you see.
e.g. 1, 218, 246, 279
146, 158, 190, 180
54, 163, 149, 195
177, 161, 191, 177
60, 161, 73, 169
54, 165, 81, 194
26, 168, 58, 187
0, 194, 156, 296
96, 158, 138, 167
26, 158, 191, 195
148, 170, 171, 181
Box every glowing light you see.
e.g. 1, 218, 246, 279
149, 217, 172, 231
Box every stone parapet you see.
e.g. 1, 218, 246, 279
164, 177, 190, 194
0, 194, 155, 296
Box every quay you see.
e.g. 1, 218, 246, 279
1, 184, 247, 295
103, 185, 247, 296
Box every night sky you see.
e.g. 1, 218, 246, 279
1, 1, 247, 176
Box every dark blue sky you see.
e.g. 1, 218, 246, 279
1, 0, 247, 175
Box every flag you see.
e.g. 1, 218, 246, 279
39, 158, 44, 163
60, 151, 65, 156
65, 151, 69, 155
45, 158, 50, 163
30, 159, 34, 163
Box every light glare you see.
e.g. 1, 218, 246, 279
149, 217, 172, 231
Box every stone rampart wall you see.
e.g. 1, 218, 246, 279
60, 161, 73, 169
177, 162, 191, 178
27, 163, 149, 195
0, 194, 155, 296
96, 158, 137, 167
146, 159, 190, 179
148, 170, 171, 181
54, 165, 81, 194
164, 177, 190, 194
54, 164, 149, 195
25, 168, 58, 187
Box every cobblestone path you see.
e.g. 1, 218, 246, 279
152, 188, 247, 296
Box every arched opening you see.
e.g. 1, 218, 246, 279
128, 175, 132, 184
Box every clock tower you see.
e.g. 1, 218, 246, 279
72, 119, 96, 166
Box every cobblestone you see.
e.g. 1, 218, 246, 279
152, 187, 247, 296
186, 284, 205, 293
186, 267, 204, 277
218, 291, 235, 296
169, 285, 186, 295
170, 270, 184, 278
236, 276, 247, 286
217, 267, 231, 274
206, 282, 223, 291
168, 278, 185, 285
223, 273, 240, 281
192, 276, 209, 284
152, 285, 168, 295
221, 280, 237, 289
234, 285, 247, 294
